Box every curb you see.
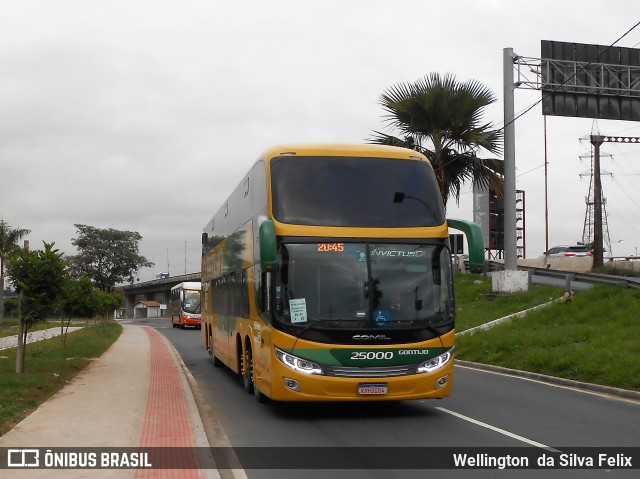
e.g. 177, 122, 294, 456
160, 336, 220, 478
140, 327, 221, 479
456, 293, 571, 337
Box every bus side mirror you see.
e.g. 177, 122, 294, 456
259, 219, 277, 271
447, 218, 485, 274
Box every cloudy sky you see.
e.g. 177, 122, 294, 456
2, 0, 640, 282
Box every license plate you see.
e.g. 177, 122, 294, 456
358, 383, 388, 395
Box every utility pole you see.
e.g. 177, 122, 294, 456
503, 48, 517, 271
590, 135, 604, 267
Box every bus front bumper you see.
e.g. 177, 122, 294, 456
268, 360, 454, 402
180, 316, 202, 327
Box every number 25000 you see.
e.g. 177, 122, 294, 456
351, 351, 393, 360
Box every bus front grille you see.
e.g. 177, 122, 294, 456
324, 365, 416, 378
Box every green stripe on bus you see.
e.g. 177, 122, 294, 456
284, 347, 451, 367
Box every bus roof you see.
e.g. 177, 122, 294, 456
259, 143, 429, 162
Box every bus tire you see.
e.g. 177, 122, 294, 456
254, 378, 266, 403
209, 333, 222, 367
242, 344, 254, 394
212, 353, 223, 367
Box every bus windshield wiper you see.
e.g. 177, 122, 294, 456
381, 319, 443, 337
293, 318, 344, 337
289, 319, 348, 352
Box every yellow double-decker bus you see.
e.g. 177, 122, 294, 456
201, 144, 483, 402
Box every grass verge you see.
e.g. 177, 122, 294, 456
455, 276, 640, 392
0, 321, 122, 436
455, 274, 563, 331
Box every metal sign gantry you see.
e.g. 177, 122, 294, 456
503, 42, 640, 271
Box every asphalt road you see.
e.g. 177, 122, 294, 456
145, 319, 639, 479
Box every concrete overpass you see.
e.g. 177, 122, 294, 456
119, 272, 201, 318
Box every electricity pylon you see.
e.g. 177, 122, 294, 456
580, 150, 612, 258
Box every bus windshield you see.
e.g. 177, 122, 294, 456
274, 243, 453, 330
270, 156, 445, 227
183, 290, 201, 314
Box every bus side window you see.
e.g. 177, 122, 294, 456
256, 269, 262, 312
206, 281, 212, 313
257, 270, 272, 316
242, 269, 250, 318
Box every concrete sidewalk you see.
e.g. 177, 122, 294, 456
0, 327, 83, 351
0, 324, 219, 478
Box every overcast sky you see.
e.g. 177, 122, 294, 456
2, 0, 640, 283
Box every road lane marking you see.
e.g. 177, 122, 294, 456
435, 407, 561, 453
455, 363, 640, 405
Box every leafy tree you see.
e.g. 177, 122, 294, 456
68, 224, 153, 293
63, 274, 97, 319
369, 72, 504, 208
3, 296, 18, 317
60, 274, 96, 344
60, 275, 121, 344
6, 242, 67, 373
0, 219, 30, 325
93, 290, 122, 323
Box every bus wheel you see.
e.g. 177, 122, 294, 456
242, 345, 254, 394
209, 333, 222, 367
253, 376, 266, 403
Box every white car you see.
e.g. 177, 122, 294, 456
543, 245, 592, 258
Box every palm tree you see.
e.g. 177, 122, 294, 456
369, 72, 504, 208
0, 219, 31, 325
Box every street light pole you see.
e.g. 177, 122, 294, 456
503, 48, 517, 271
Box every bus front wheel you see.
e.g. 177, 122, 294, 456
243, 344, 266, 403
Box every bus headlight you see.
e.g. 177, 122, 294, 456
275, 348, 323, 375
417, 348, 454, 373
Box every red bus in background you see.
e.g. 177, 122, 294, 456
170, 282, 202, 329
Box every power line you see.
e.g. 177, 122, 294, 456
517, 163, 545, 177
604, 178, 640, 230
